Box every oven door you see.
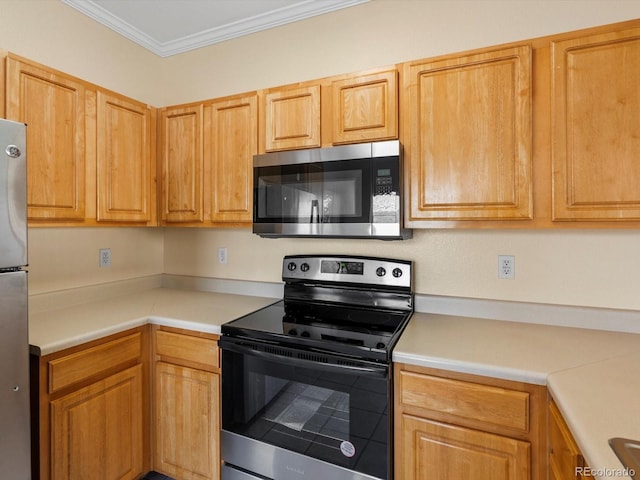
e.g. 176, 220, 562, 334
220, 337, 391, 480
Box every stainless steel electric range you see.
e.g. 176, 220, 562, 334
219, 255, 413, 480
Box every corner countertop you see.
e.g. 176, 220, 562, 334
394, 312, 640, 480
29, 287, 278, 356
29, 288, 640, 480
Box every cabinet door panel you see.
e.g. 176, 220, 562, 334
155, 362, 219, 480
399, 414, 530, 480
404, 46, 532, 222
161, 105, 204, 223
398, 370, 529, 433
264, 85, 320, 151
208, 95, 257, 223
551, 27, 640, 220
331, 70, 398, 144
50, 364, 144, 480
97, 91, 152, 222
6, 56, 86, 221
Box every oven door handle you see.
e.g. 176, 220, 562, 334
221, 340, 388, 378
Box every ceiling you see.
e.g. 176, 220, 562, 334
61, 0, 369, 57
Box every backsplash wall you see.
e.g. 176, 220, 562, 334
163, 228, 640, 312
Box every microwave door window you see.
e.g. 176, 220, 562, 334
259, 174, 320, 222
255, 159, 370, 224
321, 176, 361, 222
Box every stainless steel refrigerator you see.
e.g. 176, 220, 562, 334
0, 118, 30, 479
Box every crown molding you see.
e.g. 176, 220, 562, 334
61, 0, 369, 57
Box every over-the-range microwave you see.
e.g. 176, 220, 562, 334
252, 140, 412, 239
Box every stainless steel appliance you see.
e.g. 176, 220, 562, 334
253, 141, 411, 239
220, 255, 413, 480
0, 118, 30, 479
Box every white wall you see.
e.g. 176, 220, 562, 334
2, 0, 640, 310
163, 228, 640, 311
157, 0, 640, 105
161, 0, 640, 311
0, 0, 166, 294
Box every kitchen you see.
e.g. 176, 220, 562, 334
2, 0, 640, 479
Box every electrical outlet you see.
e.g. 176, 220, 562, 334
218, 247, 228, 265
498, 255, 514, 279
99, 248, 111, 268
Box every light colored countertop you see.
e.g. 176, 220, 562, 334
29, 287, 277, 355
394, 312, 640, 480
29, 287, 640, 480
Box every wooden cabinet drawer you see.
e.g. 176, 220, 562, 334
155, 330, 219, 369
48, 332, 143, 394
398, 370, 530, 433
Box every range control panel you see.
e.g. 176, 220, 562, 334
282, 255, 412, 289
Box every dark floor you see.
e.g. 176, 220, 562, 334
142, 472, 174, 480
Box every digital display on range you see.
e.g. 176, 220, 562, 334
321, 260, 364, 275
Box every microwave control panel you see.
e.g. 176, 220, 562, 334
374, 168, 394, 195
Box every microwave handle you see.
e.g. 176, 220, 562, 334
221, 339, 388, 378
310, 199, 319, 223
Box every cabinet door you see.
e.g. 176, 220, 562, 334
551, 26, 640, 221
50, 364, 144, 480
403, 45, 532, 222
208, 94, 257, 223
155, 362, 219, 480
330, 69, 398, 144
398, 414, 530, 480
548, 400, 589, 480
263, 84, 320, 151
160, 104, 204, 223
5, 55, 86, 221
96, 90, 153, 223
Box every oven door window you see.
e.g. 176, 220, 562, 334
254, 159, 371, 224
222, 345, 389, 479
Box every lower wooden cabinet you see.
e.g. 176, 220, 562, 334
153, 326, 221, 480
400, 414, 530, 480
548, 398, 592, 479
395, 363, 547, 480
50, 365, 144, 480
32, 327, 150, 480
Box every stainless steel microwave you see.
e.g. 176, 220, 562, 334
253, 140, 411, 239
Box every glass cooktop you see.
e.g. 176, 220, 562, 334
221, 299, 411, 362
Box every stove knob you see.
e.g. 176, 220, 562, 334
376, 342, 386, 349
392, 268, 403, 278
287, 262, 297, 271
376, 267, 386, 277
300, 262, 310, 272
301, 331, 310, 338
288, 328, 298, 336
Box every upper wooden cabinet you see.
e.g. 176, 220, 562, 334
160, 104, 205, 223
328, 69, 398, 145
261, 83, 321, 152
5, 54, 87, 221
96, 91, 155, 223
551, 26, 640, 221
159, 93, 257, 227
4, 53, 156, 226
207, 93, 258, 224
402, 45, 533, 224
